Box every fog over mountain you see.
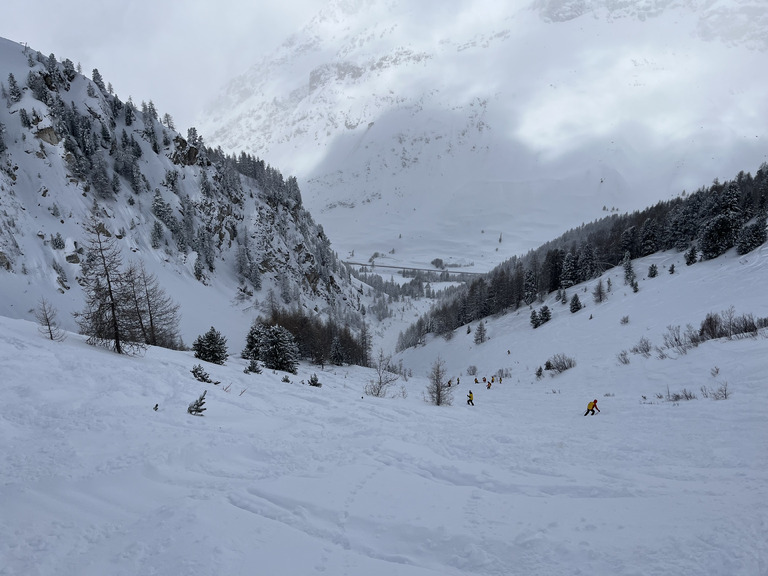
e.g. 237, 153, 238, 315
200, 0, 767, 272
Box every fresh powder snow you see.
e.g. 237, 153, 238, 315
2, 246, 767, 575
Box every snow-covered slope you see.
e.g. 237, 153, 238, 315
0, 37, 366, 351
200, 0, 768, 272
1, 242, 767, 575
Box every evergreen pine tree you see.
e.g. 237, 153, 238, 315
474, 321, 487, 344
685, 245, 698, 265
192, 327, 228, 365
570, 294, 583, 313
261, 325, 299, 374
242, 321, 270, 360
622, 251, 635, 284
530, 309, 541, 329
560, 252, 577, 289
639, 218, 658, 256
7, 73, 22, 103
539, 305, 551, 323
648, 264, 658, 278
592, 278, 606, 303
91, 68, 105, 92
735, 217, 767, 255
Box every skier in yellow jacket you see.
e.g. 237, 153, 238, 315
467, 390, 474, 406
584, 399, 600, 416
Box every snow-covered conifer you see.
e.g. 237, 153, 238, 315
192, 327, 228, 365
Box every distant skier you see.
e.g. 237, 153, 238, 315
584, 399, 600, 416
467, 390, 474, 406
486, 380, 491, 390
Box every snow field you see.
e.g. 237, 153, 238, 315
1, 246, 768, 575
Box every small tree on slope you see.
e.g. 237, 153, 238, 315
425, 357, 452, 406
192, 327, 228, 365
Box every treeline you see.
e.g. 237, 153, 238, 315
397, 164, 768, 351
255, 307, 372, 368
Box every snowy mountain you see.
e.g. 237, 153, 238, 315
200, 0, 768, 273
2, 244, 767, 575
0, 37, 368, 350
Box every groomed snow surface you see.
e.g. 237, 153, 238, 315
2, 247, 767, 576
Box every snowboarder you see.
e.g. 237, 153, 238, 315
486, 380, 491, 390
584, 399, 600, 416
467, 390, 474, 406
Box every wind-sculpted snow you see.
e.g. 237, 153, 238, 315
2, 245, 767, 575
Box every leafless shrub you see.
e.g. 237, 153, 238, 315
466, 365, 478, 376
700, 308, 759, 342
667, 387, 697, 401
620, 315, 629, 325
732, 313, 758, 339
684, 324, 702, 347
662, 325, 692, 356
547, 353, 576, 374
617, 350, 630, 365
721, 306, 736, 339
655, 346, 668, 360
713, 381, 730, 400
699, 312, 722, 341
364, 349, 399, 397
630, 336, 652, 358
710, 366, 720, 377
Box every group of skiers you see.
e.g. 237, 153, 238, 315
449, 373, 601, 415
465, 375, 501, 405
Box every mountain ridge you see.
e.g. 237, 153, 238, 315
199, 0, 768, 272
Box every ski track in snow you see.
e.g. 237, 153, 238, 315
2, 248, 768, 575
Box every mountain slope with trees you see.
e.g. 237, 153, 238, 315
0, 37, 369, 353
397, 164, 768, 350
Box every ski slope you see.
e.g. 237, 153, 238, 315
1, 246, 767, 575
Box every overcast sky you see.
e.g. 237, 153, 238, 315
2, 1, 327, 131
